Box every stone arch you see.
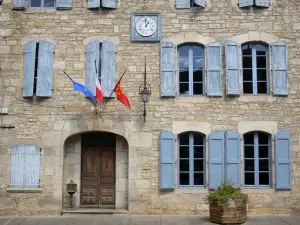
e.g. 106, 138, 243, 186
164, 32, 216, 46
229, 31, 281, 45
238, 121, 277, 135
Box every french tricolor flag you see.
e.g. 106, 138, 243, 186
95, 77, 103, 104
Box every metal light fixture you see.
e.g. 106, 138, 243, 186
139, 56, 151, 122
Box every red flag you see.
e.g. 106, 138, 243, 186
113, 71, 131, 109
95, 76, 103, 103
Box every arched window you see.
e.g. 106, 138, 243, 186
178, 132, 205, 186
242, 43, 269, 95
244, 132, 271, 187
178, 44, 205, 95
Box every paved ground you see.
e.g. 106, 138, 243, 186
1, 215, 300, 225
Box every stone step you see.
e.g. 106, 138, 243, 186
61, 209, 129, 215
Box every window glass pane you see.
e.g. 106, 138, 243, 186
245, 173, 255, 185
179, 133, 189, 145
193, 83, 203, 95
256, 44, 268, 54
259, 146, 269, 158
244, 133, 254, 144
194, 147, 203, 158
259, 159, 269, 171
193, 46, 204, 57
180, 146, 189, 158
44, 0, 54, 7
257, 82, 267, 94
259, 173, 269, 185
242, 44, 252, 55
243, 82, 253, 94
193, 57, 204, 69
257, 56, 267, 68
194, 173, 204, 185
180, 160, 189, 172
245, 160, 254, 171
179, 83, 189, 95
179, 71, 189, 82
193, 133, 203, 145
242, 57, 252, 68
193, 70, 203, 82
257, 69, 267, 81
194, 160, 203, 172
179, 58, 189, 69
243, 69, 252, 81
31, 0, 41, 7
180, 173, 189, 185
244, 146, 254, 158
178, 46, 189, 57
259, 133, 269, 145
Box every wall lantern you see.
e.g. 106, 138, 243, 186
139, 57, 151, 122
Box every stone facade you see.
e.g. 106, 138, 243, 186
1, 0, 300, 216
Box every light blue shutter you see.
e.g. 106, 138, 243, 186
275, 131, 292, 190
239, 0, 254, 7
160, 130, 175, 190
86, 40, 100, 96
56, 0, 72, 9
207, 41, 222, 97
23, 40, 36, 97
12, 0, 26, 9
272, 40, 288, 96
102, 0, 116, 8
161, 41, 176, 97
88, 0, 100, 8
226, 41, 241, 96
255, 0, 270, 7
176, 0, 190, 9
101, 40, 116, 97
209, 131, 225, 190
225, 131, 241, 187
194, 0, 206, 7
37, 41, 54, 97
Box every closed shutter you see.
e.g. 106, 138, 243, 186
275, 131, 292, 190
209, 131, 225, 190
10, 144, 40, 188
225, 131, 241, 188
207, 41, 222, 97
12, 0, 26, 9
226, 40, 241, 96
176, 0, 190, 9
102, 0, 116, 8
194, 0, 206, 7
37, 41, 54, 97
160, 41, 176, 97
86, 40, 100, 96
101, 40, 116, 97
160, 130, 175, 190
255, 0, 270, 7
88, 0, 100, 8
23, 40, 36, 97
56, 0, 72, 9
272, 40, 288, 96
239, 0, 254, 7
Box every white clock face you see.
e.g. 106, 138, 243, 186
135, 17, 157, 37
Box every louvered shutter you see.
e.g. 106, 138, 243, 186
209, 131, 225, 190
194, 0, 206, 7
160, 41, 176, 97
272, 40, 288, 96
225, 131, 241, 188
37, 41, 54, 97
102, 0, 116, 8
12, 0, 26, 9
255, 0, 270, 7
176, 0, 190, 9
101, 40, 116, 97
86, 40, 100, 96
160, 130, 175, 190
207, 41, 222, 96
239, 0, 254, 7
56, 0, 72, 9
88, 0, 100, 8
226, 41, 241, 96
23, 40, 36, 97
275, 131, 292, 190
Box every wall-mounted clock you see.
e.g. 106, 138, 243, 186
131, 13, 162, 42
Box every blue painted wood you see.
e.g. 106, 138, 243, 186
272, 40, 288, 96
207, 41, 222, 96
86, 40, 100, 96
56, 0, 72, 9
226, 41, 241, 96
37, 41, 54, 97
194, 0, 206, 7
102, 0, 116, 8
209, 131, 225, 190
23, 40, 36, 97
225, 131, 241, 187
176, 0, 190, 8
275, 131, 292, 190
239, 0, 254, 7
161, 41, 176, 97
88, 0, 100, 8
255, 0, 270, 7
160, 130, 175, 190
12, 0, 26, 9
101, 40, 116, 97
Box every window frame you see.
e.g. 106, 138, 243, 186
178, 132, 206, 187
29, 0, 55, 8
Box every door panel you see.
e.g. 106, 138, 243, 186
100, 150, 115, 205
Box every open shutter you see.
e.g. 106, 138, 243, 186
255, 0, 270, 7
160, 131, 175, 190
275, 131, 292, 190
239, 0, 254, 7
101, 40, 116, 97
160, 41, 176, 97
23, 40, 36, 97
102, 0, 116, 8
10, 145, 24, 188
176, 0, 190, 9
207, 41, 222, 96
86, 40, 100, 96
56, 0, 72, 9
226, 41, 241, 96
194, 0, 206, 7
12, 0, 26, 9
88, 0, 100, 8
209, 131, 225, 190
272, 40, 288, 96
37, 41, 54, 97
225, 131, 241, 188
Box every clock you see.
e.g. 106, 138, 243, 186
131, 13, 162, 42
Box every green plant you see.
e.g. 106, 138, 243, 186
206, 179, 248, 209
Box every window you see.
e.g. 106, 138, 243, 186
30, 0, 54, 8
179, 132, 205, 186
242, 43, 269, 95
178, 44, 205, 95
244, 132, 271, 187
10, 144, 40, 188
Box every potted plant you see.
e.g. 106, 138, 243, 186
206, 180, 248, 224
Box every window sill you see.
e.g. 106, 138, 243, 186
238, 95, 276, 102
242, 187, 274, 194
175, 187, 208, 194
6, 188, 43, 193
176, 95, 209, 103
25, 8, 56, 13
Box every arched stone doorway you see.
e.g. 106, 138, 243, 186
63, 131, 128, 210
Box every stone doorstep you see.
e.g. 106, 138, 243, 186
61, 209, 129, 215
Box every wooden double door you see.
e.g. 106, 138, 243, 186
81, 148, 115, 208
